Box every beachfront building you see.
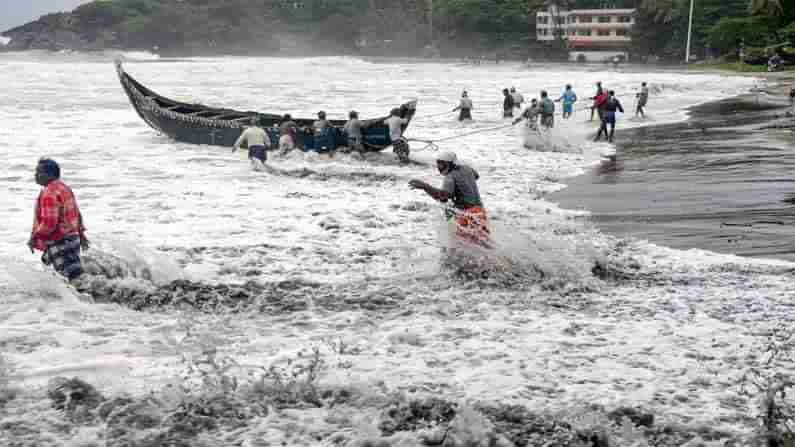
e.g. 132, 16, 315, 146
536, 5, 635, 63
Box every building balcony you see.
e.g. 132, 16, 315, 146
536, 23, 567, 29
567, 21, 633, 28
570, 9, 635, 16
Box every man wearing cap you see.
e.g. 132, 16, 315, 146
233, 115, 271, 170
28, 158, 89, 281
408, 151, 491, 248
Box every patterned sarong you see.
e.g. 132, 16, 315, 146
451, 206, 492, 248
393, 137, 410, 163
42, 234, 83, 280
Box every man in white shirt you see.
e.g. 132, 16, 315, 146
510, 87, 524, 110
452, 91, 473, 121
233, 115, 271, 170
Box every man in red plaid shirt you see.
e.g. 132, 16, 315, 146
28, 158, 90, 281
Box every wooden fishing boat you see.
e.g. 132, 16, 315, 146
115, 60, 416, 157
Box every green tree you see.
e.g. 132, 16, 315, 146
749, 0, 784, 18
433, 0, 534, 48
707, 15, 771, 54
631, 0, 677, 57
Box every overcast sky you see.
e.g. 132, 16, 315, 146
1, 0, 89, 32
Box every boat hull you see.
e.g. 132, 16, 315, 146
115, 61, 416, 153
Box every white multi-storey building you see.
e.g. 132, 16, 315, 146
536, 6, 635, 62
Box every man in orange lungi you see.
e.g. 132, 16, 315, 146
408, 151, 491, 249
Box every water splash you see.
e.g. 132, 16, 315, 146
3, 257, 86, 303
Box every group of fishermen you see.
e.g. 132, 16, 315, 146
30, 148, 488, 282
233, 107, 411, 169
29, 83, 652, 281
476, 81, 649, 143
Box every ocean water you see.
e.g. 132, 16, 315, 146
1, 51, 793, 446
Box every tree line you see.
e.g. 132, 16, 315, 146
634, 0, 793, 61
6, 0, 792, 60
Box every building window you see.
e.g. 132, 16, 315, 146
578, 30, 592, 36
537, 17, 549, 24
616, 29, 628, 36
597, 30, 611, 36
618, 16, 632, 23
555, 17, 565, 25
579, 16, 592, 23
598, 16, 611, 23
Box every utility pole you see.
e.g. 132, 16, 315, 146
685, 0, 694, 63
428, 0, 434, 44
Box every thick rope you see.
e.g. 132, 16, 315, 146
411, 110, 455, 121
408, 123, 515, 151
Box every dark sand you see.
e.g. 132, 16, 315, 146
550, 88, 795, 262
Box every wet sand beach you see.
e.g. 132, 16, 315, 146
550, 79, 795, 261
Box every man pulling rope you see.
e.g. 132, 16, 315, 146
408, 151, 491, 249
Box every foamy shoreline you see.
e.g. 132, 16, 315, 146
1, 55, 792, 446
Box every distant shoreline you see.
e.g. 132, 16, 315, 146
550, 80, 795, 262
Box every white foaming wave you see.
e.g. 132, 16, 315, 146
98, 237, 186, 285
2, 256, 86, 304
0, 36, 10, 46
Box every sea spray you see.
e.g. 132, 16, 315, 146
432, 211, 604, 292
3, 257, 88, 303
97, 238, 185, 285
520, 125, 583, 153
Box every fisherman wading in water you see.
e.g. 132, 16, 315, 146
595, 90, 624, 143
514, 98, 540, 130
29, 158, 89, 281
344, 110, 365, 155
384, 108, 410, 163
510, 87, 524, 110
278, 113, 298, 153
453, 91, 473, 121
408, 151, 491, 249
590, 81, 605, 121
502, 88, 515, 118
556, 84, 577, 119
233, 115, 271, 170
635, 82, 649, 118
539, 91, 555, 130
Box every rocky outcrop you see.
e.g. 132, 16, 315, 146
3, 29, 91, 51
